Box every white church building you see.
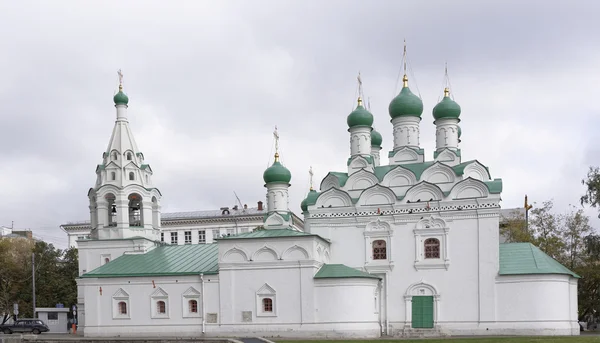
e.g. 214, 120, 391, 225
75, 71, 579, 338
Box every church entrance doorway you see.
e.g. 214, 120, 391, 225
411, 296, 434, 328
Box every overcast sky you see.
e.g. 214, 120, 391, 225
1, 1, 599, 248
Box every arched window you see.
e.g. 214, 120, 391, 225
189, 300, 198, 313
424, 238, 440, 259
106, 194, 117, 227
129, 172, 135, 181
111, 152, 118, 160
262, 298, 273, 312
126, 152, 132, 160
145, 175, 149, 183
157, 301, 166, 314
128, 193, 143, 227
104, 258, 110, 264
111, 172, 116, 181
118, 301, 127, 315
372, 240, 387, 260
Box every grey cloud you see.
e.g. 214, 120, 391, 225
1, 0, 600, 248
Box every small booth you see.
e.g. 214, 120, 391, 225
35, 307, 70, 333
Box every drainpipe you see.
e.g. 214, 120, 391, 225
200, 273, 205, 333
385, 274, 389, 335
298, 261, 303, 325
378, 280, 383, 335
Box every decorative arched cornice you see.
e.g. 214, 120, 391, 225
105, 161, 120, 169
462, 161, 491, 181
403, 181, 444, 203
222, 246, 250, 262
348, 156, 369, 170
344, 169, 379, 191
449, 177, 489, 200
257, 283, 276, 295
357, 184, 396, 206
421, 162, 456, 184
390, 147, 419, 163
150, 287, 168, 297
113, 288, 129, 298
405, 280, 439, 296
95, 184, 121, 198
320, 172, 344, 191
415, 215, 448, 231
366, 219, 392, 231
252, 245, 280, 261
315, 187, 353, 208
265, 212, 286, 226
182, 286, 201, 296
282, 245, 310, 260
435, 149, 458, 163
381, 165, 418, 187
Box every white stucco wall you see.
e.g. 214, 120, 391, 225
494, 274, 579, 335
79, 275, 219, 337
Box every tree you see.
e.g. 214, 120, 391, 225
528, 200, 565, 260
0, 238, 78, 320
499, 209, 532, 243
563, 205, 593, 269
0, 238, 35, 320
581, 166, 600, 217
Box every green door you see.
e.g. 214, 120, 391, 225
411, 296, 434, 328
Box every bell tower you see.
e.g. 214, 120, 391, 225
88, 70, 162, 241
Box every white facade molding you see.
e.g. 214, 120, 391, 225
150, 287, 170, 319
256, 283, 277, 317
111, 288, 131, 320
413, 216, 450, 270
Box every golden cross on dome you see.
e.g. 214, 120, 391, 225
273, 125, 280, 161
117, 69, 124, 91
309, 166, 314, 191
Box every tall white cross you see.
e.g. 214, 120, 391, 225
117, 69, 124, 86
357, 72, 363, 100
309, 166, 314, 190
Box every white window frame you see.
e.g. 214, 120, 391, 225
198, 230, 206, 244
182, 287, 201, 318
363, 219, 394, 273
184, 231, 192, 244
414, 216, 450, 270
150, 288, 169, 319
212, 229, 220, 241
112, 288, 130, 320
256, 283, 277, 317
170, 232, 178, 245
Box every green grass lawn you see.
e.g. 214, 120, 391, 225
276, 337, 600, 343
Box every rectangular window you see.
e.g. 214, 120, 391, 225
212, 229, 220, 240
184, 231, 192, 244
170, 232, 178, 244
48, 312, 58, 320
198, 230, 206, 244
241, 227, 249, 233
227, 228, 235, 236
160, 232, 164, 242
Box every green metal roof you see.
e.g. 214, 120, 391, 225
217, 229, 328, 242
314, 264, 380, 280
499, 243, 580, 278
81, 244, 218, 278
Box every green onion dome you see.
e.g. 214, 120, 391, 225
388, 75, 423, 119
301, 189, 319, 212
263, 155, 291, 184
371, 128, 382, 147
347, 98, 374, 128
433, 88, 461, 120
113, 85, 129, 105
